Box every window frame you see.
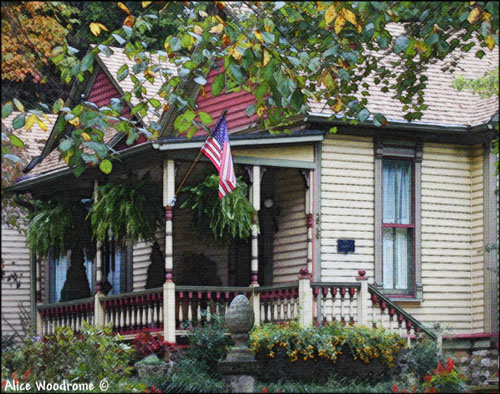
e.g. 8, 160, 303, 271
375, 140, 423, 300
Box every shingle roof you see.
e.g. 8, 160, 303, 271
308, 24, 499, 127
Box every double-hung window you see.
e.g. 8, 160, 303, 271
375, 141, 422, 299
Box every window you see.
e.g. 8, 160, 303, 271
382, 159, 413, 292
48, 252, 95, 303
101, 239, 132, 295
375, 141, 422, 299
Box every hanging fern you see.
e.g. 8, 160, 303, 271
89, 179, 163, 245
26, 197, 94, 259
180, 174, 256, 245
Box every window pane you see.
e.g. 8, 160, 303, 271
383, 228, 394, 288
50, 252, 94, 302
383, 160, 412, 224
395, 228, 409, 289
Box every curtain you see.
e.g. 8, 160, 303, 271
50, 252, 94, 302
383, 160, 411, 224
383, 228, 410, 290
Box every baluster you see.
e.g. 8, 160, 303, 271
349, 287, 356, 325
177, 291, 184, 326
388, 307, 396, 333
397, 313, 404, 337
141, 296, 146, 330
206, 292, 212, 322
259, 293, 266, 322
136, 296, 143, 331
320, 287, 327, 324
146, 295, 152, 329
125, 297, 131, 332
292, 289, 298, 319
215, 292, 221, 317
406, 320, 412, 348
187, 292, 193, 322
340, 288, 346, 325
152, 294, 158, 328
379, 301, 387, 330
224, 292, 230, 316
276, 290, 282, 321
370, 293, 378, 328
328, 287, 335, 322
284, 289, 291, 320
197, 291, 203, 323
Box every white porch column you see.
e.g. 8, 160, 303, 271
304, 170, 314, 274
250, 165, 260, 285
356, 270, 369, 326
163, 159, 176, 342
298, 268, 313, 327
93, 180, 105, 326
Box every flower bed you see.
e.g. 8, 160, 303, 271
249, 321, 406, 383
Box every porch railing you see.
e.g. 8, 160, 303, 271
101, 288, 163, 335
37, 298, 94, 336
175, 286, 252, 332
255, 283, 299, 323
35, 270, 436, 347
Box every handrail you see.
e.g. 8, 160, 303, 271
175, 285, 252, 293
368, 284, 436, 340
255, 282, 299, 292
311, 282, 361, 289
100, 287, 163, 302
37, 298, 94, 310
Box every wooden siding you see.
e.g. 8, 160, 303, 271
320, 135, 376, 282
320, 136, 485, 334
233, 145, 315, 163
1, 225, 31, 338
273, 168, 308, 283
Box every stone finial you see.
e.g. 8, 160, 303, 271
225, 294, 255, 335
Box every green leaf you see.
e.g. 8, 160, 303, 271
13, 98, 24, 112
9, 134, 24, 148
149, 98, 161, 109
2, 102, 13, 119
212, 73, 225, 97
98, 44, 114, 56
99, 159, 113, 174
229, 64, 244, 83
245, 104, 256, 116
357, 108, 370, 123
199, 112, 213, 125
255, 82, 269, 100
170, 37, 181, 51
131, 103, 146, 116
112, 33, 126, 45
12, 113, 25, 129
59, 139, 72, 152
425, 33, 439, 46
117, 64, 129, 81
394, 35, 410, 54
81, 53, 94, 72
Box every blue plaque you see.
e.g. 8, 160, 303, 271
337, 239, 355, 254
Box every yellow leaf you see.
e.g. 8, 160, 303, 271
229, 46, 242, 60
331, 98, 342, 113
142, 1, 152, 7
341, 8, 361, 32
123, 15, 135, 27
209, 24, 224, 34
325, 4, 337, 25
194, 25, 203, 35
64, 152, 73, 164
68, 117, 80, 127
13, 98, 24, 112
42, 114, 52, 123
36, 118, 47, 131
215, 15, 225, 25
254, 30, 264, 42
263, 49, 271, 67
257, 105, 266, 117
199, 10, 208, 18
117, 2, 131, 14
482, 11, 491, 21
25, 114, 36, 131
485, 35, 495, 50
265, 25, 272, 33
81, 132, 91, 142
467, 7, 481, 24
334, 15, 346, 34
89, 22, 108, 36
316, 2, 326, 12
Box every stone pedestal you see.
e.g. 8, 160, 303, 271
218, 294, 259, 393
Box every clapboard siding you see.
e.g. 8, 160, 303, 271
320, 135, 375, 282
273, 168, 307, 283
1, 224, 31, 339
470, 146, 484, 332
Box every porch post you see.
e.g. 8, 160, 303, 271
32, 251, 43, 335
93, 180, 105, 326
298, 268, 313, 327
303, 170, 314, 275
356, 270, 369, 326
250, 165, 260, 286
163, 159, 176, 342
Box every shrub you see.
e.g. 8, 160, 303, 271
421, 358, 466, 393
249, 321, 406, 367
405, 338, 445, 382
132, 331, 180, 360
1, 322, 145, 392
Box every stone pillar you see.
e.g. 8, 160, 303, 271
163, 159, 176, 342
298, 268, 313, 327
250, 166, 260, 285
356, 270, 369, 326
219, 295, 259, 393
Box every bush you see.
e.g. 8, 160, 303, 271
421, 358, 467, 393
131, 331, 180, 361
1, 322, 145, 393
250, 321, 406, 368
406, 338, 445, 382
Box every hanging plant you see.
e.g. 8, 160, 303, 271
89, 179, 163, 245
26, 197, 94, 260
180, 174, 256, 245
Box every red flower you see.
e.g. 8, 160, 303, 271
392, 383, 399, 393
446, 357, 454, 372
402, 390, 407, 393
23, 369, 31, 379
425, 374, 432, 382
2, 380, 6, 388
412, 386, 417, 393
262, 388, 268, 393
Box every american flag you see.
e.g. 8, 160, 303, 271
200, 114, 237, 198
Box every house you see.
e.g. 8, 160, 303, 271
2, 25, 498, 369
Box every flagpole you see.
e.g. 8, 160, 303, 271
170, 109, 228, 205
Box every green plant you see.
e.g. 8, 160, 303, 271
406, 338, 445, 382
180, 174, 256, 245
89, 179, 163, 246
421, 358, 466, 393
132, 331, 180, 360
249, 321, 406, 367
1, 322, 145, 392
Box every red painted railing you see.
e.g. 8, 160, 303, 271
256, 283, 299, 323
38, 298, 94, 335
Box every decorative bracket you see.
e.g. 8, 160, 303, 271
300, 170, 310, 189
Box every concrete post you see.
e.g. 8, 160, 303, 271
298, 268, 313, 327
356, 270, 369, 326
